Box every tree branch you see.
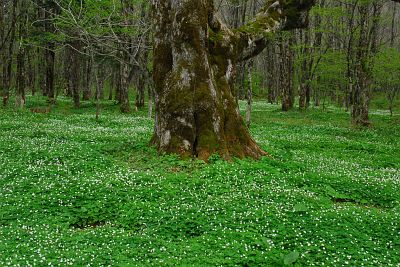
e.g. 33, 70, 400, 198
209, 0, 316, 62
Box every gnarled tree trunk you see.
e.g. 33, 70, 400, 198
151, 0, 315, 160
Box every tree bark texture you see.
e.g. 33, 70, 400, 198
82, 55, 92, 101
120, 58, 131, 113
69, 41, 81, 108
351, 2, 382, 126
151, 0, 315, 160
16, 0, 27, 108
43, 1, 57, 102
2, 0, 17, 106
280, 34, 295, 111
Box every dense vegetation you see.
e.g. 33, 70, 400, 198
1, 0, 400, 265
1, 0, 399, 123
1, 96, 399, 266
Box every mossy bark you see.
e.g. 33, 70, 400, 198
151, 0, 315, 160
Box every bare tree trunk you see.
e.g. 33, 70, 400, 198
352, 2, 382, 126
299, 29, 312, 110
314, 75, 321, 106
70, 41, 81, 108
0, 1, 4, 98
64, 47, 72, 97
236, 63, 246, 100
148, 85, 153, 118
42, 1, 57, 103
27, 49, 36, 96
16, 0, 27, 108
44, 45, 55, 102
266, 40, 277, 104
108, 68, 115, 101
135, 73, 145, 109
94, 58, 101, 120
97, 64, 106, 100
281, 34, 295, 112
82, 55, 92, 100
120, 58, 130, 113
2, 0, 17, 106
246, 60, 253, 128
115, 66, 121, 102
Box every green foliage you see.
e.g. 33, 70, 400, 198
0, 96, 399, 266
374, 48, 400, 89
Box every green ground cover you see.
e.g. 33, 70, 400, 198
0, 96, 399, 266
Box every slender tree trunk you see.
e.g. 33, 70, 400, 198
82, 55, 92, 100
148, 84, 153, 118
27, 49, 36, 96
0, 0, 4, 98
120, 58, 130, 113
351, 2, 382, 126
42, 1, 57, 102
16, 0, 27, 108
115, 66, 121, 102
266, 40, 277, 104
2, 0, 17, 106
97, 64, 106, 100
314, 77, 321, 106
246, 60, 253, 128
108, 68, 115, 101
135, 73, 145, 109
281, 34, 295, 112
70, 41, 81, 108
64, 47, 72, 97
94, 59, 101, 120
299, 29, 312, 110
236, 63, 246, 100
44, 44, 55, 102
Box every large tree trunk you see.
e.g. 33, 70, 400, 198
151, 0, 315, 160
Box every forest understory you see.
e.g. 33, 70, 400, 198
0, 95, 399, 266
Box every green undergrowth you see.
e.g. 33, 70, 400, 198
0, 96, 399, 266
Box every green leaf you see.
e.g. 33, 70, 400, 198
284, 251, 300, 265
293, 203, 308, 213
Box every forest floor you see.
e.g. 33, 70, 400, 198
0, 96, 399, 266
